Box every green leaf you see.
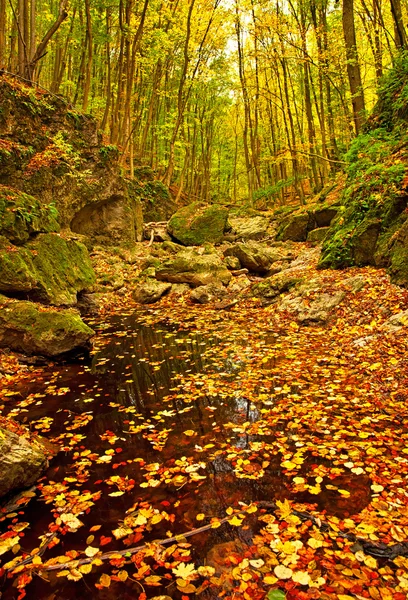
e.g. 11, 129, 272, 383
267, 590, 286, 600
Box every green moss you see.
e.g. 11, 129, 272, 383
168, 202, 229, 245
0, 185, 59, 244
0, 234, 95, 305
0, 300, 94, 356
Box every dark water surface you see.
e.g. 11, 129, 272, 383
0, 310, 371, 599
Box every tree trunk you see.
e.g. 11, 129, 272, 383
390, 0, 407, 49
0, 0, 6, 67
342, 0, 365, 134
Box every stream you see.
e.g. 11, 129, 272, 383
0, 308, 373, 599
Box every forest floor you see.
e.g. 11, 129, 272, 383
1, 240, 408, 600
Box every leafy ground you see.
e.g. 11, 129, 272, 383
0, 243, 408, 600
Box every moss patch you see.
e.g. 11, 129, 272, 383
168, 202, 229, 246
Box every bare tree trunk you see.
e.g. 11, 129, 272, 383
390, 0, 407, 49
342, 0, 365, 134
82, 0, 93, 112
0, 0, 6, 66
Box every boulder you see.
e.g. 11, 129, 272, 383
0, 426, 48, 498
352, 219, 382, 265
0, 233, 95, 305
0, 185, 59, 245
279, 290, 345, 324
224, 241, 290, 274
0, 298, 94, 356
252, 273, 302, 301
307, 227, 329, 243
224, 255, 241, 270
313, 207, 338, 227
382, 309, 408, 332
156, 248, 232, 287
132, 279, 172, 304
228, 216, 269, 240
168, 202, 228, 245
387, 219, 408, 287
190, 282, 228, 304
276, 212, 312, 242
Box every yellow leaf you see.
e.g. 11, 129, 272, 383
292, 571, 311, 585
172, 562, 198, 580
85, 546, 99, 558
183, 430, 196, 437
274, 565, 293, 579
338, 489, 351, 497
196, 513, 205, 521
79, 563, 93, 574
99, 573, 111, 587
108, 491, 125, 497
307, 538, 323, 549
282, 460, 297, 470
228, 515, 243, 527
371, 484, 384, 493
117, 570, 128, 582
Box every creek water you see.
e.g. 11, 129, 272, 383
0, 309, 371, 599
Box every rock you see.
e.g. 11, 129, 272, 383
156, 248, 232, 287
307, 227, 329, 243
0, 298, 94, 356
0, 77, 145, 245
190, 282, 228, 304
132, 279, 172, 304
224, 241, 289, 274
344, 275, 367, 293
0, 233, 95, 305
228, 216, 269, 240
252, 273, 302, 301
131, 179, 177, 222
279, 290, 346, 323
276, 212, 312, 242
0, 425, 48, 498
160, 240, 184, 254
224, 255, 241, 270
0, 185, 59, 245
352, 219, 382, 265
76, 293, 102, 316
313, 207, 338, 227
168, 202, 229, 245
228, 274, 251, 294
382, 309, 408, 332
387, 219, 408, 287
168, 283, 190, 297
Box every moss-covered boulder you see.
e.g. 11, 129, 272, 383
168, 202, 229, 245
156, 248, 232, 287
276, 212, 312, 242
228, 216, 269, 241
307, 227, 330, 244
132, 279, 172, 304
0, 185, 59, 244
0, 297, 94, 356
224, 241, 291, 274
319, 55, 408, 285
0, 233, 95, 305
0, 425, 48, 498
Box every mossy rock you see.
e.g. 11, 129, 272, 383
0, 425, 48, 498
276, 212, 312, 242
0, 298, 94, 356
307, 227, 330, 243
224, 242, 290, 274
156, 248, 231, 287
0, 233, 95, 305
0, 185, 59, 244
168, 202, 229, 245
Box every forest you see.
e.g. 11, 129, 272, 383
0, 0, 408, 599
0, 0, 406, 202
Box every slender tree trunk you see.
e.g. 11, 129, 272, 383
0, 0, 6, 66
342, 0, 365, 134
82, 0, 93, 112
390, 0, 407, 49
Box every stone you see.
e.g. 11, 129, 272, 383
228, 216, 269, 240
132, 279, 172, 304
279, 290, 345, 324
382, 309, 408, 332
307, 227, 329, 243
190, 282, 228, 304
343, 275, 367, 293
167, 202, 229, 245
0, 233, 96, 305
252, 273, 302, 300
352, 219, 382, 265
276, 212, 312, 242
387, 219, 408, 287
313, 207, 338, 227
0, 185, 59, 245
0, 298, 94, 356
156, 248, 232, 287
224, 241, 289, 274
224, 255, 241, 270
0, 425, 48, 498
228, 275, 251, 294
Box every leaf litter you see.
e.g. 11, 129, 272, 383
0, 259, 408, 599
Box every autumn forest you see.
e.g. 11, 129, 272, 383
1, 0, 408, 599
